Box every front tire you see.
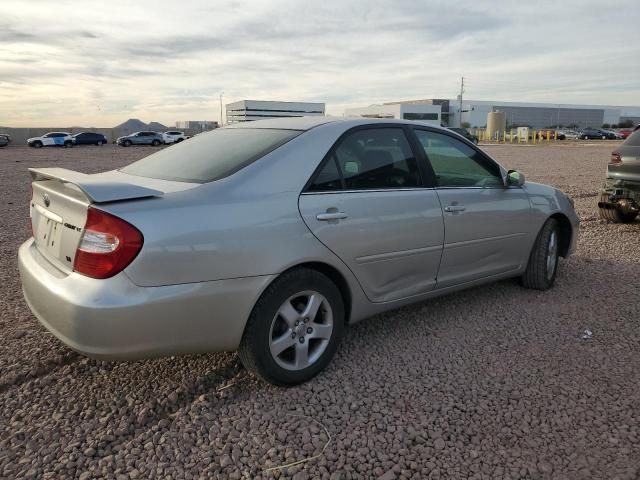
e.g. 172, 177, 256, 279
123, 140, 132, 147
151, 139, 161, 146
32, 141, 43, 148
64, 141, 73, 148
238, 269, 345, 386
521, 218, 559, 290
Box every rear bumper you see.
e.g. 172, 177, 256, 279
18, 239, 272, 360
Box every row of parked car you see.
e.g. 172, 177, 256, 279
537, 128, 632, 140
22, 131, 189, 148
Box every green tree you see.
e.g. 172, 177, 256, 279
602, 123, 610, 129
618, 119, 634, 128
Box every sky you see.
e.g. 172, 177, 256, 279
1, 0, 639, 127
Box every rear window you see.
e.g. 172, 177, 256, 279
121, 128, 300, 183
624, 130, 640, 146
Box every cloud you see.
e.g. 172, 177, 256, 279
0, 0, 638, 126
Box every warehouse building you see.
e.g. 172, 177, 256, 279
226, 100, 325, 123
344, 103, 441, 125
175, 120, 218, 129
452, 100, 640, 129
344, 99, 640, 129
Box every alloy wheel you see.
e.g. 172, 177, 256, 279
269, 291, 333, 371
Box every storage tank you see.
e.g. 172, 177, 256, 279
487, 111, 507, 140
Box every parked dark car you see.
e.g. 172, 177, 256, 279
0, 133, 11, 144
580, 129, 617, 140
0, 136, 8, 148
117, 131, 164, 147
447, 127, 478, 144
598, 127, 640, 223
72, 132, 108, 146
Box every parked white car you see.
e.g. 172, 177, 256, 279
162, 131, 189, 144
27, 132, 75, 148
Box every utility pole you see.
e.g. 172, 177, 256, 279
219, 91, 224, 126
458, 76, 465, 127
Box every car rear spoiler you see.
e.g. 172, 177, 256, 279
29, 168, 163, 204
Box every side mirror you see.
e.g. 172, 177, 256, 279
507, 170, 525, 186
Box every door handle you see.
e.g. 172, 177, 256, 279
316, 212, 348, 221
444, 205, 466, 213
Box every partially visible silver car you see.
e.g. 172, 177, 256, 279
19, 117, 579, 385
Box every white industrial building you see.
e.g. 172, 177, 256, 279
344, 99, 640, 129
175, 121, 218, 129
344, 103, 441, 125
226, 100, 325, 123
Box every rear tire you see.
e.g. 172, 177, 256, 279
598, 193, 638, 223
64, 141, 73, 148
238, 268, 345, 386
520, 218, 559, 291
96, 141, 104, 146
176, 137, 183, 143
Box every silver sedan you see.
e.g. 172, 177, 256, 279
19, 117, 579, 385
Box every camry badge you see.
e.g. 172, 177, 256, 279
43, 193, 50, 207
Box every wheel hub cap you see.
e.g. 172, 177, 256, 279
269, 291, 334, 371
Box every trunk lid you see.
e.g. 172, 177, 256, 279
610, 145, 640, 183
28, 168, 189, 273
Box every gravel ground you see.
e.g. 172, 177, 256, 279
1, 143, 639, 480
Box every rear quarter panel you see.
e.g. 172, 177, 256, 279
104, 120, 360, 287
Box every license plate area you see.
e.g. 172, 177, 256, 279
33, 205, 63, 258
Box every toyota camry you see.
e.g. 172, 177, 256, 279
19, 117, 579, 385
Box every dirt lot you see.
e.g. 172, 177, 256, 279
1, 143, 639, 480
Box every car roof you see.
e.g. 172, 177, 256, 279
226, 116, 450, 132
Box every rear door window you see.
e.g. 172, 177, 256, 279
121, 128, 300, 183
310, 128, 421, 191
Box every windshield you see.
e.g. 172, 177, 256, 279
121, 128, 301, 183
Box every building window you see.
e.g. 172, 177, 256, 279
403, 113, 439, 120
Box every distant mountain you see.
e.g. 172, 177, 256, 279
115, 118, 149, 130
147, 121, 168, 130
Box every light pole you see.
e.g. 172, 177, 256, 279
219, 91, 224, 126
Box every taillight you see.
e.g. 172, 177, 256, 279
610, 153, 622, 165
73, 207, 143, 279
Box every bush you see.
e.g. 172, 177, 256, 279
461, 122, 471, 129
618, 119, 634, 128
602, 123, 610, 129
